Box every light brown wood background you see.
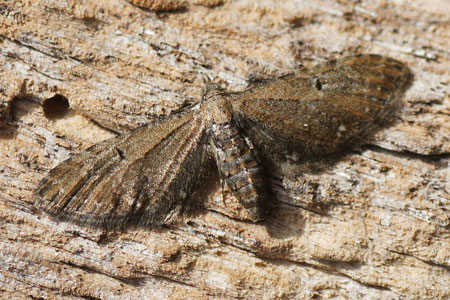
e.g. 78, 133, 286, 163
0, 0, 449, 299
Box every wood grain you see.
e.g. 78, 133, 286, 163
0, 0, 448, 299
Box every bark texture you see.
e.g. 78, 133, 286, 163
0, 0, 449, 299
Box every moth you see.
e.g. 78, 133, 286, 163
35, 54, 412, 229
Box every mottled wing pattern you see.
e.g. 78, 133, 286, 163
231, 54, 412, 158
35, 110, 210, 229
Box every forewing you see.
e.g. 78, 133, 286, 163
231, 54, 412, 158
35, 111, 210, 229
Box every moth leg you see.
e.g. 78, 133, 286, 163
218, 177, 227, 206
207, 98, 266, 222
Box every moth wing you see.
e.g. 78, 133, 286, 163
231, 54, 412, 158
35, 111, 210, 229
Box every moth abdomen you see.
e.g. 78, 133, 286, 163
210, 120, 266, 222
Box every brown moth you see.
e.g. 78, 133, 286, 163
35, 54, 412, 229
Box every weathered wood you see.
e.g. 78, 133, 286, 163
0, 0, 448, 299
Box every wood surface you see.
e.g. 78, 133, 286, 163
0, 0, 449, 299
